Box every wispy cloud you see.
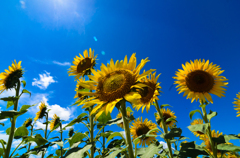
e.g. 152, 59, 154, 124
32, 71, 57, 90
20, 1, 26, 9
0, 131, 8, 142
53, 61, 71, 66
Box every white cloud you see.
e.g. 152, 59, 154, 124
12, 139, 23, 148
20, 1, 26, 9
53, 61, 71, 66
48, 104, 71, 121
32, 71, 57, 90
0, 119, 7, 123
52, 144, 58, 149
0, 131, 8, 142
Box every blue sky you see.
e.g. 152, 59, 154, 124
1, 0, 240, 157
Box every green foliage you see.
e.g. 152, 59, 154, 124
189, 109, 203, 120
68, 133, 87, 148
164, 128, 182, 139
21, 80, 26, 87
63, 144, 92, 158
106, 132, 125, 144
14, 126, 29, 139
207, 110, 217, 122
138, 143, 163, 158
187, 123, 209, 134
22, 89, 31, 97
23, 134, 48, 146
63, 113, 88, 130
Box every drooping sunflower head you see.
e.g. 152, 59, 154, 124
116, 111, 132, 128
74, 78, 89, 103
233, 92, 240, 117
200, 130, 224, 157
68, 48, 97, 79
130, 117, 158, 147
50, 114, 60, 131
68, 128, 74, 137
0, 60, 23, 94
133, 72, 161, 113
34, 101, 47, 121
23, 118, 32, 127
190, 119, 205, 138
173, 59, 228, 103
78, 53, 155, 119
156, 108, 176, 129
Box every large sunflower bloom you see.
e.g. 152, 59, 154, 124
50, 114, 60, 130
130, 117, 158, 146
156, 108, 176, 129
133, 72, 161, 113
0, 60, 23, 94
78, 53, 155, 119
34, 102, 47, 121
68, 48, 97, 79
190, 119, 205, 138
173, 59, 228, 103
200, 130, 226, 157
116, 111, 132, 128
233, 92, 240, 117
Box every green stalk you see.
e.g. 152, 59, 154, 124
27, 124, 34, 152
5, 80, 21, 158
60, 123, 63, 158
42, 113, 48, 158
155, 101, 173, 158
90, 106, 94, 158
201, 106, 217, 158
102, 127, 105, 157
119, 100, 134, 158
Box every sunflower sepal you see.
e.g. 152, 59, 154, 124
21, 80, 26, 87
21, 89, 31, 97
189, 109, 203, 120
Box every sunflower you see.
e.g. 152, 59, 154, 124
133, 72, 161, 113
200, 130, 226, 157
233, 92, 240, 117
34, 101, 47, 121
130, 117, 158, 146
156, 108, 176, 129
50, 114, 60, 130
173, 59, 228, 103
23, 118, 32, 127
0, 60, 23, 94
68, 48, 97, 79
225, 153, 238, 158
74, 78, 89, 104
78, 53, 155, 119
190, 119, 205, 138
116, 111, 132, 128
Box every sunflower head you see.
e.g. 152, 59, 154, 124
74, 78, 89, 102
156, 108, 177, 129
50, 114, 60, 131
190, 119, 205, 138
173, 59, 228, 103
130, 117, 158, 147
133, 72, 161, 113
23, 118, 32, 127
0, 60, 23, 93
68, 48, 97, 79
233, 92, 240, 117
34, 101, 47, 121
78, 53, 155, 119
116, 111, 132, 128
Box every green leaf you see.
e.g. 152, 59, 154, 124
0, 123, 4, 126
207, 110, 217, 122
166, 117, 177, 123
212, 135, 226, 144
6, 127, 11, 135
160, 104, 172, 109
63, 113, 88, 130
140, 144, 163, 158
20, 105, 32, 112
22, 89, 31, 97
217, 144, 240, 152
7, 101, 14, 109
0, 148, 3, 158
21, 80, 26, 87
164, 128, 182, 139
0, 96, 18, 102
187, 123, 209, 134
106, 132, 125, 144
97, 111, 112, 124
14, 126, 29, 139
180, 141, 208, 157
105, 148, 123, 158
126, 106, 133, 113
18, 145, 27, 150
189, 109, 202, 120
52, 141, 64, 147
68, 133, 87, 147
63, 144, 92, 158
23, 134, 48, 146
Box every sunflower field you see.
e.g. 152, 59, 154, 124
1, 48, 240, 158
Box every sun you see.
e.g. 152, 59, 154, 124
173, 59, 228, 103
77, 53, 155, 119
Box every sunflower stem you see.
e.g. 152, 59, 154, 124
60, 123, 63, 158
102, 127, 105, 157
90, 106, 94, 158
42, 113, 49, 158
201, 105, 218, 158
155, 101, 174, 158
5, 80, 21, 158
120, 100, 134, 158
27, 124, 34, 152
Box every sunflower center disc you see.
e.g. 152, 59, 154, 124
98, 70, 135, 102
186, 70, 214, 92
77, 58, 92, 73
136, 125, 150, 136
163, 113, 172, 125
